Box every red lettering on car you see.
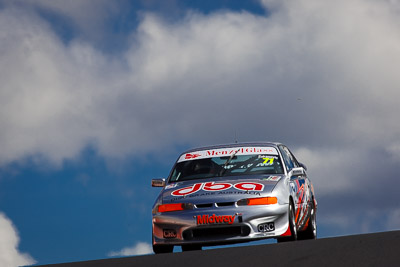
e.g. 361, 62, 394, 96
171, 183, 202, 196
203, 182, 232, 191
196, 214, 236, 225
171, 182, 265, 196
234, 182, 264, 191
185, 153, 201, 159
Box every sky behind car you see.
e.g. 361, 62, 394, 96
1, 0, 400, 265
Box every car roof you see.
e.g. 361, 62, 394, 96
181, 142, 283, 154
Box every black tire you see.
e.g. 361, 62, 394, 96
153, 244, 173, 254
298, 201, 317, 240
277, 202, 297, 243
182, 244, 202, 252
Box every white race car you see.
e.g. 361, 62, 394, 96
151, 142, 317, 253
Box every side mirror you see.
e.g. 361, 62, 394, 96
290, 167, 305, 177
152, 178, 166, 187
299, 162, 307, 171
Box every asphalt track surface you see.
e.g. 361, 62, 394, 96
38, 230, 400, 267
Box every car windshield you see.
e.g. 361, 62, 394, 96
169, 154, 284, 182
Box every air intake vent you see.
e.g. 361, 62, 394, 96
216, 202, 235, 207
195, 203, 213, 208
183, 225, 251, 240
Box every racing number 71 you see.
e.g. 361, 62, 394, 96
263, 158, 274, 164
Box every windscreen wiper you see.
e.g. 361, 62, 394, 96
219, 148, 241, 177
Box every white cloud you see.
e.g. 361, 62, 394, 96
0, 0, 400, 166
0, 212, 36, 267
0, 0, 400, 220
107, 242, 152, 257
0, 0, 399, 245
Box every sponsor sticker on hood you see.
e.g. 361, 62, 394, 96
171, 181, 265, 196
165, 183, 178, 189
262, 176, 281, 181
163, 177, 283, 203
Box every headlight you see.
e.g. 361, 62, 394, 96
237, 197, 277, 206
157, 203, 194, 213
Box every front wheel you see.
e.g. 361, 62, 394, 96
298, 201, 317, 240
277, 202, 297, 243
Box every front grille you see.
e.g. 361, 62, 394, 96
195, 202, 235, 208
195, 203, 213, 208
183, 225, 251, 240
216, 201, 235, 207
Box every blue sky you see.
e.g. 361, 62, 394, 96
1, 0, 400, 266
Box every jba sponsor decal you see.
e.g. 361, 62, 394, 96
196, 214, 236, 225
171, 182, 264, 196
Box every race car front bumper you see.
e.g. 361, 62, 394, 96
152, 203, 289, 246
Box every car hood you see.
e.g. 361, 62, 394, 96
161, 175, 284, 204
